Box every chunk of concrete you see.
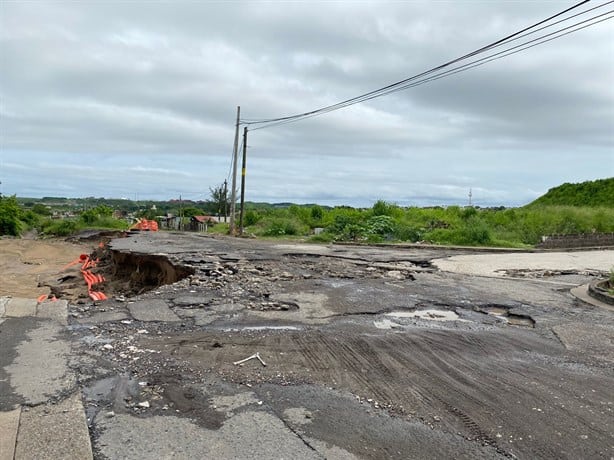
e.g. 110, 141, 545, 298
5, 298, 37, 318
128, 299, 180, 322
36, 299, 68, 325
0, 408, 21, 460
4, 322, 75, 405
95, 411, 320, 460
15, 393, 93, 460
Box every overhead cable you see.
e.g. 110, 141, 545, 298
242, 1, 611, 131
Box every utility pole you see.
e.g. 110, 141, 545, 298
229, 106, 241, 235
239, 127, 248, 234
223, 179, 228, 223
179, 194, 183, 230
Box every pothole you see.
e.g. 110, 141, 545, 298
474, 304, 535, 328
386, 309, 463, 322
110, 251, 195, 296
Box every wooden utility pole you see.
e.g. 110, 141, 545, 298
223, 179, 228, 223
239, 127, 248, 234
229, 106, 241, 235
179, 194, 183, 231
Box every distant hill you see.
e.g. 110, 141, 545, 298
527, 178, 614, 207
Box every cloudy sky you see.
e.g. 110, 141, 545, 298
1, 1, 613, 207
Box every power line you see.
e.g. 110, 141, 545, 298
226, 142, 235, 183
249, 10, 613, 131
394, 13, 614, 93
242, 1, 611, 131
242, 0, 600, 126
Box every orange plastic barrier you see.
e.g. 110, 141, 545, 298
62, 254, 89, 270
130, 219, 159, 231
60, 246, 109, 302
37, 294, 57, 303
89, 291, 108, 301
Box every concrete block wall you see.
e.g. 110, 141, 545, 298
537, 233, 614, 249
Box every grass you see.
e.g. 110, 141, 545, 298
221, 203, 614, 248
7, 195, 613, 249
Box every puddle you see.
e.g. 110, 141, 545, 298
386, 309, 464, 322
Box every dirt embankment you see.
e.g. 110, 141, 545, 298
0, 238, 91, 298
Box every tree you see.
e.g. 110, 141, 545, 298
208, 183, 230, 218
31, 204, 51, 216
181, 207, 206, 218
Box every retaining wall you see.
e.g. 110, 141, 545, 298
537, 233, 614, 249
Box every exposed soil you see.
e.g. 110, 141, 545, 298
0, 237, 91, 298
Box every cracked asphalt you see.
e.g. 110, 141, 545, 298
2, 232, 613, 459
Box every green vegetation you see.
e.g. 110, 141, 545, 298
38, 205, 128, 236
0, 196, 24, 236
528, 178, 614, 207
0, 199, 129, 237
3, 177, 613, 245
235, 201, 614, 247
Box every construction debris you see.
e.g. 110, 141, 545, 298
233, 352, 267, 367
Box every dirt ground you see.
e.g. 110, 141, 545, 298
0, 237, 91, 298
2, 233, 613, 459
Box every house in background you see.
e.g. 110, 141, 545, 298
158, 214, 182, 230
190, 215, 217, 232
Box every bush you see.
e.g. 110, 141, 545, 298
262, 218, 301, 236
0, 196, 22, 236
41, 219, 78, 236
310, 205, 323, 222
365, 215, 395, 237
80, 205, 113, 224
91, 216, 127, 230
341, 223, 367, 241
21, 210, 40, 227
371, 200, 402, 218
244, 210, 261, 226
393, 223, 422, 242
424, 216, 492, 246
462, 217, 492, 245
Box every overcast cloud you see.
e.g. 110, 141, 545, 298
1, 0, 613, 207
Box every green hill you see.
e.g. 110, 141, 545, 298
527, 178, 614, 207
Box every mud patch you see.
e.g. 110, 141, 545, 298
162, 383, 225, 429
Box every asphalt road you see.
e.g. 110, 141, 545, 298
2, 232, 613, 459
